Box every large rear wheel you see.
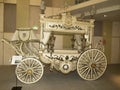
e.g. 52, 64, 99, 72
77, 49, 107, 80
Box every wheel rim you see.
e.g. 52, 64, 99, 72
77, 49, 107, 80
16, 58, 44, 84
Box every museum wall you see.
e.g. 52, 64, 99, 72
30, 0, 41, 6
0, 0, 3, 2
0, 3, 4, 33
103, 21, 112, 63
0, 3, 4, 65
94, 21, 103, 36
4, 3, 16, 32
94, 21, 120, 64
3, 33, 15, 65
29, 6, 40, 29
3, 3, 16, 65
0, 1, 120, 65
51, 0, 64, 8
16, 0, 29, 28
111, 21, 120, 64
0, 33, 3, 65
94, 20, 120, 64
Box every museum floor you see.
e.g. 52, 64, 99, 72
0, 64, 120, 90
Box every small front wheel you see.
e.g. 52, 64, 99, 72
16, 58, 44, 84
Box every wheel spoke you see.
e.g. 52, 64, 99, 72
17, 66, 26, 71
91, 50, 94, 62
17, 70, 26, 74
19, 72, 27, 79
80, 56, 88, 63
86, 52, 91, 62
29, 75, 32, 82
93, 51, 99, 61
31, 60, 35, 67
32, 73, 37, 80
90, 68, 93, 79
95, 55, 104, 62
80, 67, 89, 75
85, 68, 91, 79
25, 74, 29, 82
22, 61, 29, 68
28, 60, 31, 68
78, 65, 88, 71
33, 71, 41, 76
33, 63, 41, 68
93, 68, 98, 77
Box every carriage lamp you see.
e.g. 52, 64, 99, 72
63, 64, 69, 70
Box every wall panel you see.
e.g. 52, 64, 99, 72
4, 0, 16, 4
0, 33, 3, 65
111, 21, 120, 64
29, 6, 40, 29
51, 0, 64, 8
103, 21, 112, 63
0, 3, 4, 33
30, 0, 41, 6
45, 7, 62, 17
0, 0, 3, 2
111, 38, 120, 63
94, 21, 103, 36
4, 3, 16, 32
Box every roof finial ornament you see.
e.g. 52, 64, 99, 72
40, 0, 46, 14
64, 0, 71, 13
90, 5, 96, 19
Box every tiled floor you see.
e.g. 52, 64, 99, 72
0, 64, 120, 90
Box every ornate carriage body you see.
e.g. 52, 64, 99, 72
39, 12, 94, 73
2, 13, 107, 84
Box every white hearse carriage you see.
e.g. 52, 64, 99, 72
2, 12, 107, 84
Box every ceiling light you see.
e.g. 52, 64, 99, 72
104, 15, 107, 17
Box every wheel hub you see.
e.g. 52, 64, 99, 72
91, 63, 96, 68
27, 69, 33, 75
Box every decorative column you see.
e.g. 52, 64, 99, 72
16, 0, 30, 28
0, 1, 4, 65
